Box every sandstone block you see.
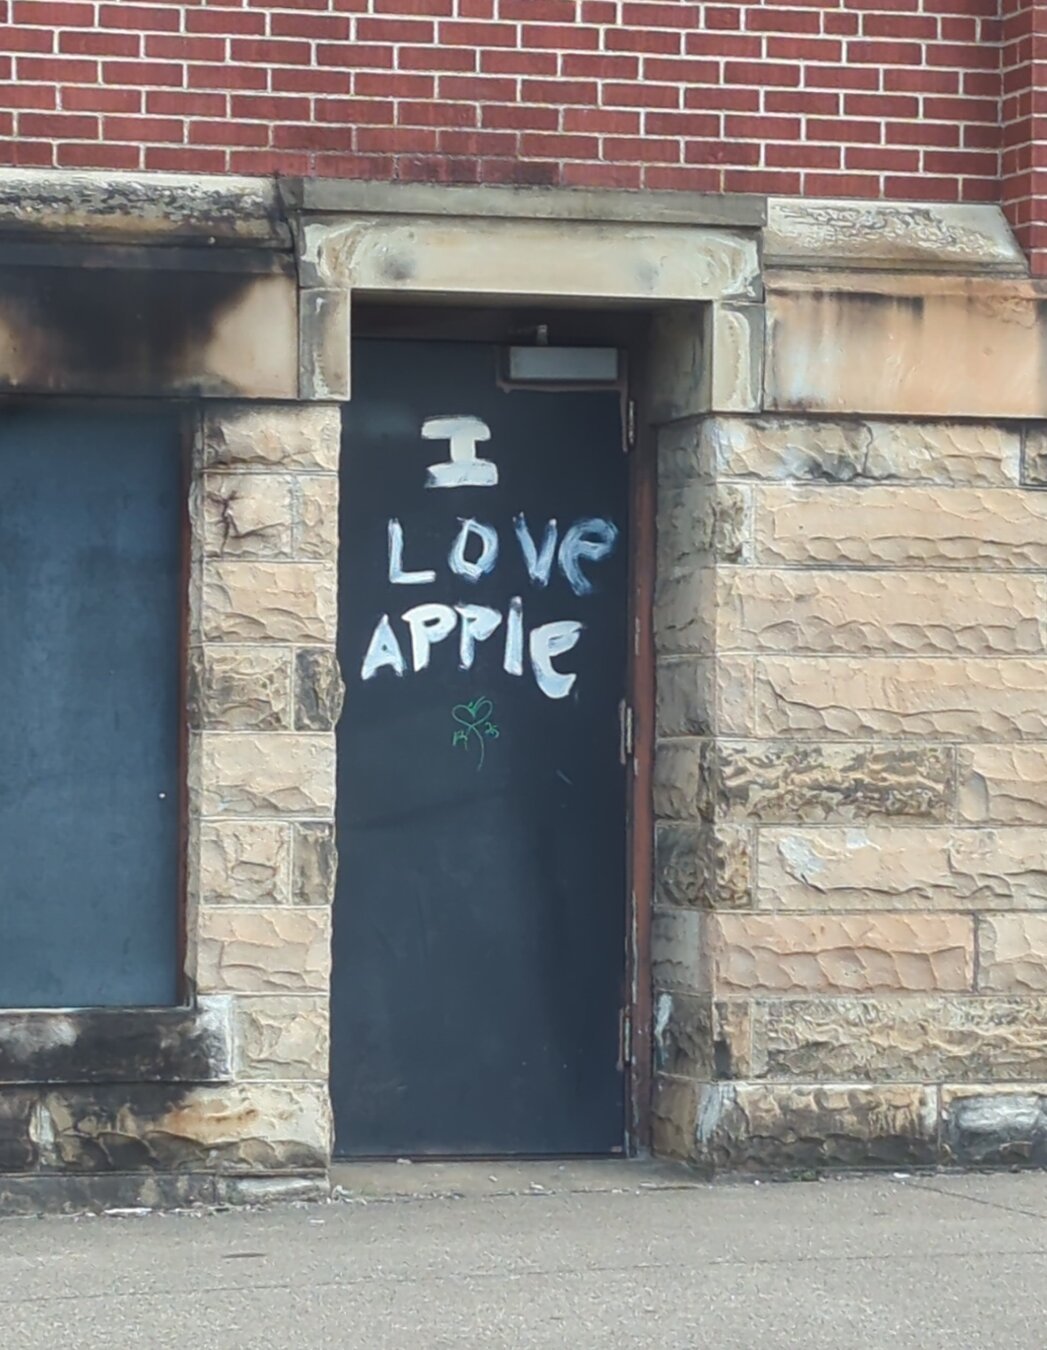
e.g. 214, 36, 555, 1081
654, 992, 713, 1080
752, 996, 1047, 1082
653, 741, 706, 821
188, 647, 292, 732
192, 733, 335, 818
756, 657, 1047, 740
654, 568, 714, 656
1021, 424, 1047, 486
196, 908, 330, 993
753, 484, 1047, 568
652, 909, 708, 993
39, 1083, 330, 1173
693, 1082, 937, 1171
656, 418, 714, 486
759, 826, 1047, 910
294, 648, 345, 731
718, 570, 1043, 655
656, 658, 713, 738
941, 1084, 1047, 1166
715, 741, 952, 823
658, 479, 749, 573
656, 822, 751, 908
202, 562, 337, 644
711, 913, 973, 994
958, 745, 1047, 824
200, 473, 294, 559
711, 416, 1019, 486
651, 1075, 699, 1161
294, 475, 338, 561
0, 1091, 38, 1171
234, 997, 329, 1080
197, 820, 291, 906
978, 915, 1047, 992
201, 404, 340, 472
293, 822, 338, 906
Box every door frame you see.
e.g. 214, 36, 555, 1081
348, 303, 656, 1154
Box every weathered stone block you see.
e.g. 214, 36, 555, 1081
713, 1000, 754, 1080
192, 732, 335, 818
711, 416, 1019, 486
718, 570, 1044, 655
197, 820, 290, 906
656, 418, 714, 487
941, 1085, 1047, 1166
758, 826, 1047, 910
202, 562, 337, 644
294, 475, 338, 561
958, 745, 1047, 824
652, 909, 708, 993
654, 568, 714, 656
656, 823, 751, 908
753, 483, 1047, 569
233, 997, 329, 1080
656, 658, 713, 738
756, 657, 1047, 740
1021, 424, 1047, 486
653, 741, 706, 821
188, 647, 292, 731
196, 908, 330, 993
201, 404, 340, 472
711, 913, 974, 994
654, 992, 713, 1079
294, 648, 345, 731
293, 822, 338, 906
0, 1091, 38, 1171
693, 1083, 938, 1171
38, 1083, 330, 1173
651, 1075, 699, 1161
752, 996, 1047, 1082
658, 479, 749, 572
200, 473, 294, 559
715, 742, 952, 823
978, 915, 1047, 991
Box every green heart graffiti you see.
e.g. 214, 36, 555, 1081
452, 696, 500, 770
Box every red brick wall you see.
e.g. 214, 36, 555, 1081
1000, 0, 1046, 270
0, 0, 1027, 256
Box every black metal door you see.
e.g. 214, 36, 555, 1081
333, 339, 629, 1157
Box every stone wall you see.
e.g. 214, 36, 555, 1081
652, 412, 1047, 1170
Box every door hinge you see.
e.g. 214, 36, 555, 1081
619, 1007, 633, 1068
618, 699, 634, 764
625, 397, 636, 451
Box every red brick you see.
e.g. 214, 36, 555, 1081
231, 38, 313, 65
146, 145, 227, 172
440, 74, 517, 101
357, 126, 438, 152
482, 49, 557, 75
439, 20, 517, 45
478, 157, 557, 185
604, 25, 679, 53
803, 172, 880, 195
646, 56, 724, 83
145, 36, 227, 62
766, 89, 839, 115
150, 89, 226, 116
2, 83, 57, 108
99, 4, 180, 32
500, 0, 576, 18
102, 61, 184, 86
0, 24, 54, 51
684, 32, 762, 59
191, 119, 269, 147
824, 12, 860, 35
522, 78, 599, 104
884, 66, 959, 93
15, 0, 94, 25
862, 12, 938, 37
621, 1, 701, 26
59, 32, 142, 58
769, 141, 843, 169
565, 106, 640, 134
745, 7, 822, 33
806, 116, 883, 144
845, 144, 919, 170
804, 63, 879, 90
357, 16, 435, 41
885, 173, 961, 200
924, 148, 998, 174
603, 81, 681, 108
398, 45, 477, 71
273, 123, 351, 150
373, 0, 454, 11
767, 37, 843, 60
272, 68, 351, 94
482, 103, 559, 130
186, 8, 266, 35
520, 132, 599, 158
846, 93, 919, 117
603, 135, 680, 162
18, 55, 98, 82
704, 6, 741, 30
722, 167, 801, 192
887, 119, 961, 147
437, 128, 516, 155
846, 39, 925, 63
315, 98, 395, 124
104, 114, 183, 142
925, 95, 998, 120
356, 70, 434, 97
562, 160, 643, 189
317, 42, 394, 68
271, 12, 351, 39
230, 149, 315, 174
232, 94, 312, 122
561, 52, 638, 78
0, 141, 54, 166
19, 109, 98, 137
685, 85, 760, 113
65, 85, 142, 113
57, 141, 141, 169
646, 110, 722, 136
644, 163, 720, 191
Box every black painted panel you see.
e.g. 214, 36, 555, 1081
333, 340, 628, 1157
0, 406, 182, 1008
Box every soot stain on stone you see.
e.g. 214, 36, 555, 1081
0, 261, 260, 394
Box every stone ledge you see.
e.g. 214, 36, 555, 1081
0, 1001, 233, 1086
0, 1170, 329, 1218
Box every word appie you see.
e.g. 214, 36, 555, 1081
360, 514, 618, 700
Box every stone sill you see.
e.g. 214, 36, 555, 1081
0, 1170, 329, 1217
0, 1001, 232, 1086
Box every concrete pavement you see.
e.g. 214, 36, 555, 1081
3, 1160, 1047, 1348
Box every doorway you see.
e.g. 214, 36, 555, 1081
332, 331, 640, 1157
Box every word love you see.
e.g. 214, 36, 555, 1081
360, 513, 618, 700
386, 514, 618, 597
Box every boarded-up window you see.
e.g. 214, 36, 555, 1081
0, 407, 183, 1008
